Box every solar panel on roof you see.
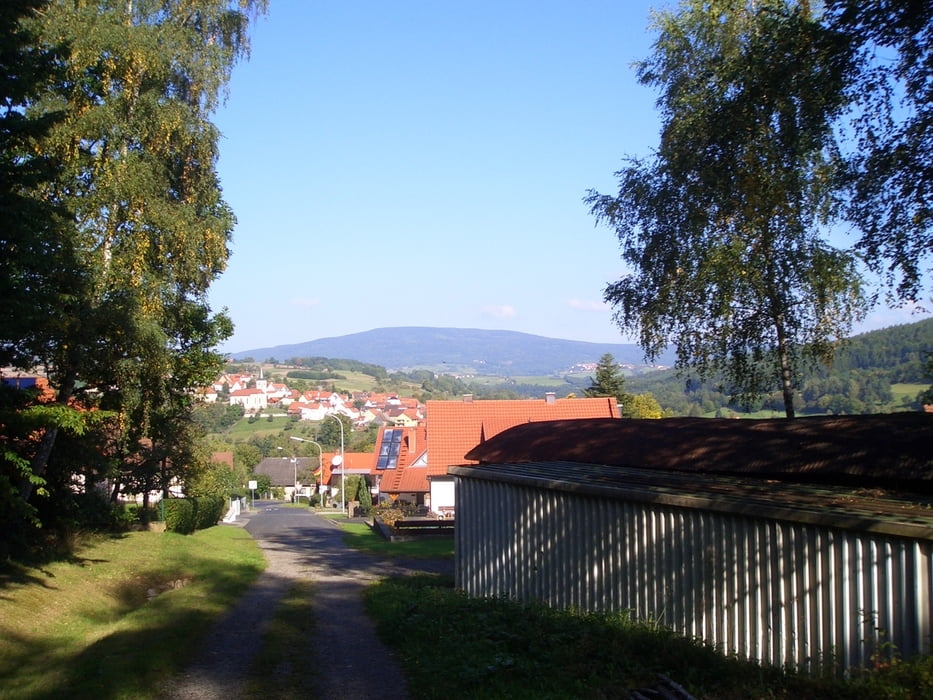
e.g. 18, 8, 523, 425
376, 428, 403, 470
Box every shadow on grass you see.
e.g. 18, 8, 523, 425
2, 560, 266, 700
0, 562, 59, 598
363, 574, 887, 700
0, 532, 131, 594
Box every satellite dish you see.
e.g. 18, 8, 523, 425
331, 455, 343, 466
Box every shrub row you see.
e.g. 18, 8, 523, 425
163, 495, 226, 534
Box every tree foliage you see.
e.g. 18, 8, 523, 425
583, 353, 631, 403
1, 0, 266, 552
587, 0, 868, 418
824, 1, 933, 302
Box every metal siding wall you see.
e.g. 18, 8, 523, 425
455, 476, 933, 672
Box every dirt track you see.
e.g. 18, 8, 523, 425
161, 505, 453, 700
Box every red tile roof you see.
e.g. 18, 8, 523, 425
374, 424, 427, 493
393, 465, 429, 493
425, 396, 619, 478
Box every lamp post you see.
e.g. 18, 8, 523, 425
325, 413, 346, 514
289, 436, 322, 506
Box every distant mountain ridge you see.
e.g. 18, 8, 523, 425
230, 327, 675, 376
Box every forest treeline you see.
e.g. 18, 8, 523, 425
624, 319, 933, 416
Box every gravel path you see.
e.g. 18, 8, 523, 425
160, 506, 453, 700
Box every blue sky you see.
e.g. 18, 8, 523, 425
209, 1, 927, 354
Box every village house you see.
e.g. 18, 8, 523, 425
371, 393, 619, 515
228, 387, 267, 413
252, 456, 318, 501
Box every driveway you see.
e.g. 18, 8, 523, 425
161, 504, 453, 700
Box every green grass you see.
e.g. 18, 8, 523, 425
0, 527, 265, 700
891, 383, 927, 403
224, 414, 293, 438
338, 520, 455, 559
364, 574, 933, 700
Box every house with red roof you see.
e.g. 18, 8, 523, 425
371, 424, 428, 504
371, 393, 619, 514
229, 387, 267, 413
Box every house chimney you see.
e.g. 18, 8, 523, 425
545, 392, 556, 404
463, 394, 473, 403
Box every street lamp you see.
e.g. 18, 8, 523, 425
325, 413, 346, 514
289, 436, 322, 505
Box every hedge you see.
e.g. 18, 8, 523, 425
164, 499, 195, 534
163, 495, 225, 534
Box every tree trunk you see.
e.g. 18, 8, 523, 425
20, 371, 77, 500
774, 316, 796, 419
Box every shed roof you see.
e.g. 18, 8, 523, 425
464, 413, 933, 493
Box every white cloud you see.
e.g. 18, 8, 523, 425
482, 304, 517, 319
567, 298, 609, 312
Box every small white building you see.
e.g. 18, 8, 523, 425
229, 388, 268, 413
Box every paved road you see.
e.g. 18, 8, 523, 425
162, 504, 453, 700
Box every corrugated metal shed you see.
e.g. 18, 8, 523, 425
451, 413, 933, 673
450, 461, 933, 541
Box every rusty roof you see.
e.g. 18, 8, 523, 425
464, 413, 933, 494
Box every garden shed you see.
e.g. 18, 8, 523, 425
450, 413, 933, 672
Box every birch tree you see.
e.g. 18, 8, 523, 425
824, 1, 933, 303
586, 0, 867, 418
14, 0, 266, 501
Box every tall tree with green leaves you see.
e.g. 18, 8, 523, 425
0, 0, 75, 372
0, 0, 95, 546
14, 0, 266, 503
587, 0, 868, 418
823, 2, 933, 304
584, 353, 633, 409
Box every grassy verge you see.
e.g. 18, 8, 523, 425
338, 520, 454, 559
0, 527, 265, 700
243, 578, 318, 700
364, 574, 933, 700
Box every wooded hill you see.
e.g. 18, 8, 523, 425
233, 319, 932, 417
230, 327, 677, 376
624, 319, 933, 416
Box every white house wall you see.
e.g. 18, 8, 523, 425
429, 479, 456, 516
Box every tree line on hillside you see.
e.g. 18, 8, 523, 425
627, 319, 933, 416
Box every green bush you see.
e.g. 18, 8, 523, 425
192, 495, 225, 530
109, 503, 139, 530
164, 499, 195, 534
373, 501, 420, 526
